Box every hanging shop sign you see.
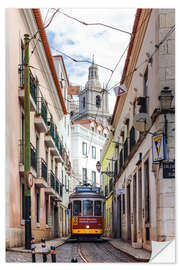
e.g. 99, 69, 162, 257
152, 133, 167, 162
68, 85, 80, 95
163, 161, 175, 178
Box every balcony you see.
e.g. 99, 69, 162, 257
19, 141, 37, 176
44, 170, 62, 201
34, 97, 48, 133
34, 158, 48, 188
18, 66, 37, 112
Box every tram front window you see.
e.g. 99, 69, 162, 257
83, 200, 93, 216
73, 200, 81, 216
94, 200, 102, 216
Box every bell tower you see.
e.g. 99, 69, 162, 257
74, 57, 110, 126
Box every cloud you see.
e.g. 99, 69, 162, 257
41, 8, 136, 113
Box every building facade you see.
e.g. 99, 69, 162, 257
6, 9, 69, 247
53, 55, 73, 236
110, 8, 175, 251
71, 119, 108, 189
100, 132, 115, 237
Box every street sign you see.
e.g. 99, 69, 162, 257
163, 161, 175, 178
117, 188, 125, 195
27, 171, 33, 189
152, 134, 167, 162
113, 84, 127, 96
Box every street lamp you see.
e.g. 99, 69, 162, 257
159, 87, 174, 113
158, 86, 174, 144
96, 161, 114, 177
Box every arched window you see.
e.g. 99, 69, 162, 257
96, 95, 101, 108
83, 96, 85, 108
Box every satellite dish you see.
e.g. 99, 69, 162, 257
133, 113, 152, 132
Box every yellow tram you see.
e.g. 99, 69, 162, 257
68, 185, 105, 239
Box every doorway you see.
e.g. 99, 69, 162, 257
54, 206, 59, 238
127, 184, 131, 240
133, 174, 137, 242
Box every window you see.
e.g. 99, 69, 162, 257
123, 138, 128, 162
91, 127, 94, 132
92, 146, 96, 159
96, 95, 101, 108
104, 133, 107, 138
94, 201, 102, 216
82, 168, 87, 183
92, 171, 96, 185
119, 149, 123, 169
55, 163, 58, 176
73, 200, 81, 216
82, 142, 87, 155
122, 194, 125, 214
36, 191, 40, 223
130, 126, 136, 152
83, 200, 93, 216
51, 156, 53, 171
144, 159, 150, 224
100, 149, 102, 159
83, 96, 86, 108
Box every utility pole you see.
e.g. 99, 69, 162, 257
24, 34, 32, 249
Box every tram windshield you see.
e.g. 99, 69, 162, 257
83, 200, 93, 216
73, 200, 81, 216
94, 200, 102, 216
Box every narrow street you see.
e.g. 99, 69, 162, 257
6, 240, 137, 263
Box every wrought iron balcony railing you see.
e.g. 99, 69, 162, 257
19, 65, 37, 105
36, 97, 48, 125
30, 143, 37, 172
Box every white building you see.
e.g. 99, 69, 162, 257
71, 119, 108, 189
53, 55, 73, 234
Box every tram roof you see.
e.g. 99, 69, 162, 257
69, 191, 105, 200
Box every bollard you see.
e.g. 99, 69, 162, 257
41, 238, 47, 263
50, 246, 56, 263
71, 257, 78, 263
31, 237, 36, 263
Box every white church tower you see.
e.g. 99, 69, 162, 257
73, 57, 111, 126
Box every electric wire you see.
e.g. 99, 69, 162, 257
53, 9, 132, 35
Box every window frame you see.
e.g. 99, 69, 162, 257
82, 142, 87, 156
92, 146, 96, 159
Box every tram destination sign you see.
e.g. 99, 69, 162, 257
76, 186, 100, 193
163, 161, 175, 178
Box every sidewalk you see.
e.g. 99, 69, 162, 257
103, 237, 151, 262
6, 236, 70, 254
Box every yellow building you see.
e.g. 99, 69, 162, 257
100, 132, 114, 237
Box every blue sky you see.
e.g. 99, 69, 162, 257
41, 8, 136, 112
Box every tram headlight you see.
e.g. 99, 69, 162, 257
86, 225, 89, 229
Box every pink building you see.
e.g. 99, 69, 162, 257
6, 9, 68, 247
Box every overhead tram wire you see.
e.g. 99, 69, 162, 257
104, 10, 152, 91
107, 24, 175, 93
53, 9, 132, 36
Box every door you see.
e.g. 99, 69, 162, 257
54, 206, 59, 238
133, 174, 137, 242
127, 184, 131, 240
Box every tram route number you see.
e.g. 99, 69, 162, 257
72, 217, 78, 225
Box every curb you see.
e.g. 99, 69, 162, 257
108, 241, 151, 262
6, 238, 69, 254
